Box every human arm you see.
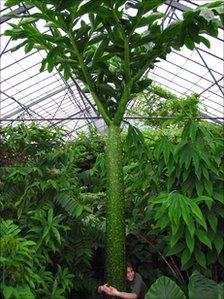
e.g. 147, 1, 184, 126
105, 286, 137, 299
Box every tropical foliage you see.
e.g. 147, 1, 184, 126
1, 87, 223, 297
4, 0, 224, 290
0, 124, 105, 298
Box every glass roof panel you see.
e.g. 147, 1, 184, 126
0, 0, 223, 136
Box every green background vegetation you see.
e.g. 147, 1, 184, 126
1, 88, 223, 298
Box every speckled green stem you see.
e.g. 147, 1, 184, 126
106, 124, 125, 292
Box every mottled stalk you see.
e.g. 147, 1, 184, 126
106, 124, 125, 292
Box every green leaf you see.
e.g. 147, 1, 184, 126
192, 152, 200, 173
154, 138, 172, 163
78, 0, 102, 17
213, 234, 223, 255
145, 276, 186, 299
181, 247, 192, 267
218, 282, 224, 298
159, 20, 183, 42
74, 203, 84, 217
207, 20, 219, 37
185, 228, 195, 253
140, 0, 166, 13
207, 213, 218, 232
25, 42, 34, 54
115, 0, 126, 9
52, 227, 61, 244
3, 286, 13, 299
195, 228, 212, 249
89, 33, 108, 45
169, 195, 181, 229
199, 36, 210, 48
156, 215, 170, 230
11, 40, 28, 52
20, 17, 38, 25
201, 1, 224, 9
170, 227, 184, 248
194, 216, 207, 231
195, 195, 213, 210
48, 208, 53, 224
155, 205, 167, 222
134, 13, 164, 28
188, 271, 220, 299
195, 180, 204, 197
179, 198, 193, 232
40, 58, 47, 72
213, 192, 224, 204
189, 201, 204, 223
194, 249, 207, 268
5, 0, 22, 6
42, 226, 50, 240
98, 83, 116, 98
204, 179, 213, 196
185, 36, 195, 50
167, 173, 176, 191
166, 242, 185, 256
202, 165, 209, 181
184, 10, 198, 21
151, 193, 169, 204
132, 79, 153, 93
92, 37, 109, 64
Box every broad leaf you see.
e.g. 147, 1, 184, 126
188, 271, 220, 299
145, 276, 186, 299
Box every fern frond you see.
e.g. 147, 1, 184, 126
53, 192, 78, 217
0, 219, 21, 237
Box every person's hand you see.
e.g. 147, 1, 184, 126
105, 286, 120, 296
99, 284, 120, 296
99, 284, 113, 294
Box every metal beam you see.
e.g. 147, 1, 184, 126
153, 65, 223, 103
3, 82, 76, 119
199, 75, 224, 96
1, 116, 223, 122
1, 90, 51, 122
51, 109, 90, 126
172, 50, 223, 77
196, 49, 224, 97
165, 0, 191, 12
0, 5, 33, 24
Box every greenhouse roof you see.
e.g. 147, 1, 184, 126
0, 0, 223, 136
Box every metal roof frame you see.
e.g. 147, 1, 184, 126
0, 0, 223, 135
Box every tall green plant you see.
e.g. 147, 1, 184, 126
117, 118, 223, 283
152, 120, 224, 272
4, 0, 223, 289
0, 218, 74, 298
0, 124, 104, 297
